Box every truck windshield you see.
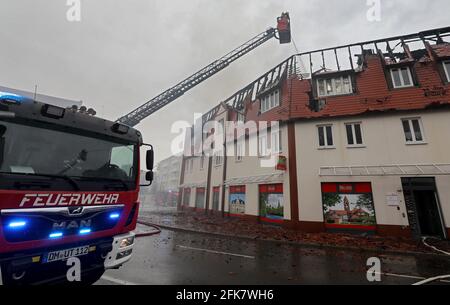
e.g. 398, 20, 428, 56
0, 120, 138, 190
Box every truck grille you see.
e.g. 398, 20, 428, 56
1, 205, 124, 243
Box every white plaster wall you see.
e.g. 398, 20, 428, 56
295, 110, 450, 227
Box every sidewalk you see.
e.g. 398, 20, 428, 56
138, 210, 450, 256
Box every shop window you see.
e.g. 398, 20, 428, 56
402, 118, 425, 144
316, 75, 353, 97
260, 90, 280, 113
321, 182, 376, 231
229, 186, 246, 215
317, 125, 334, 148
183, 188, 191, 206
345, 123, 364, 147
259, 184, 284, 224
390, 67, 413, 88
195, 188, 206, 209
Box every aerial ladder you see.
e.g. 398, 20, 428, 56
117, 13, 291, 127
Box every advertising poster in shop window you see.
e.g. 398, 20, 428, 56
259, 184, 284, 223
322, 183, 376, 230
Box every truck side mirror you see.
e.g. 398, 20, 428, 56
146, 149, 154, 170
145, 171, 154, 182
140, 170, 154, 187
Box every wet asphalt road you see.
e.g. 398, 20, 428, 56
97, 227, 450, 285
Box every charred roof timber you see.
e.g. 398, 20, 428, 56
218, 26, 450, 111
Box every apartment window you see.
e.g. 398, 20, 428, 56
258, 133, 268, 156
317, 75, 352, 97
214, 151, 223, 166
190, 159, 194, 172
390, 67, 413, 88
185, 159, 190, 173
235, 140, 244, 162
260, 90, 280, 113
345, 123, 364, 147
443, 60, 450, 82
402, 118, 425, 144
317, 125, 334, 148
237, 112, 245, 122
271, 130, 282, 153
200, 155, 205, 170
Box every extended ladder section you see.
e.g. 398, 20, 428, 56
117, 13, 291, 127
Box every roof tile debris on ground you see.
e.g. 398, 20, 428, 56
139, 210, 450, 255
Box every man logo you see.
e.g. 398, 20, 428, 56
68, 207, 84, 216
53, 220, 92, 230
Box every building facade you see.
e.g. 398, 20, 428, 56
152, 155, 182, 207
179, 27, 450, 240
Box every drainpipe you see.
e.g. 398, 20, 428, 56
205, 155, 213, 215
220, 110, 230, 218
177, 155, 186, 211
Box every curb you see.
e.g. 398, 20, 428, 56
138, 217, 449, 258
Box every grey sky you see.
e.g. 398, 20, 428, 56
1, 0, 449, 163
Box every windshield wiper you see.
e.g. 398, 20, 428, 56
0, 172, 80, 191
71, 176, 130, 191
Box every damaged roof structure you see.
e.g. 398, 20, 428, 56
198, 26, 450, 124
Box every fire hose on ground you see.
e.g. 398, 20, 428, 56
412, 237, 450, 285
135, 220, 162, 238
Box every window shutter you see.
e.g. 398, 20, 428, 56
311, 78, 319, 99
378, 50, 394, 90
436, 61, 449, 85
351, 75, 358, 94
409, 65, 420, 87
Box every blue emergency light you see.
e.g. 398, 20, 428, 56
79, 228, 92, 235
109, 212, 120, 220
49, 232, 64, 239
7, 220, 27, 229
0, 91, 26, 104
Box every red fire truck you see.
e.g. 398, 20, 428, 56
0, 13, 290, 285
0, 92, 153, 285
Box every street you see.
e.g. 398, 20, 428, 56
97, 227, 450, 285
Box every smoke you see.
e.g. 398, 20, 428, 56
0, 0, 449, 163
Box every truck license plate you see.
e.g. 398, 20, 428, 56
45, 246, 90, 263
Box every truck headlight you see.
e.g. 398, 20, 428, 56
119, 236, 135, 248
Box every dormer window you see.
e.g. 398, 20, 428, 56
260, 89, 280, 113
316, 75, 353, 97
443, 60, 450, 82
390, 67, 413, 88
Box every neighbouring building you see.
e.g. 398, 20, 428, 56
152, 155, 182, 207
178, 27, 450, 240
0, 85, 82, 108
